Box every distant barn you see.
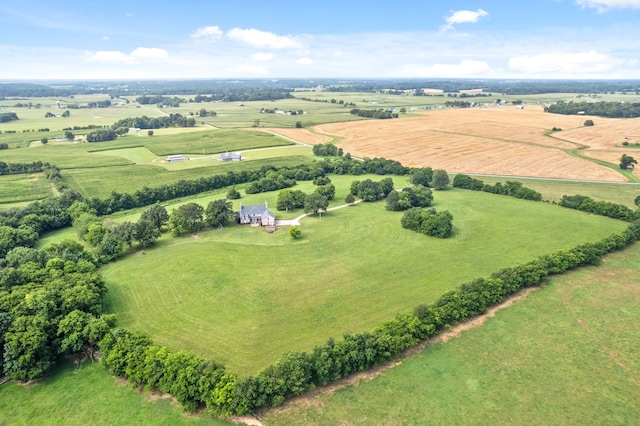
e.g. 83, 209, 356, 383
220, 152, 242, 162
166, 154, 185, 162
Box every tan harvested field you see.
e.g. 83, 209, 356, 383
582, 150, 640, 178
310, 106, 640, 182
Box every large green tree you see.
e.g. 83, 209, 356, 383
205, 199, 234, 228
140, 203, 169, 231
169, 203, 204, 235
135, 218, 161, 248
431, 170, 450, 190
304, 193, 329, 215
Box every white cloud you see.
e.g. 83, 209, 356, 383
440, 9, 488, 32
508, 51, 629, 74
295, 57, 313, 65
576, 0, 640, 11
87, 47, 168, 64
227, 28, 302, 49
191, 25, 223, 40
399, 60, 494, 78
101, 36, 110, 41
130, 47, 168, 59
251, 52, 273, 61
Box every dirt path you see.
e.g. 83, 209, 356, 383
275, 200, 363, 226
255, 286, 539, 421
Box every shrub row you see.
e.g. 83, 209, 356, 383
99, 219, 640, 415
453, 174, 542, 201
559, 194, 638, 221
0, 161, 46, 176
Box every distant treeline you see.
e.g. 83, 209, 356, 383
111, 114, 196, 130
324, 80, 640, 95
4, 79, 640, 99
545, 101, 640, 118
349, 108, 397, 119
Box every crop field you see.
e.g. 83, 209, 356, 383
312, 106, 640, 182
0, 172, 52, 205
62, 155, 314, 199
261, 243, 640, 425
100, 186, 627, 374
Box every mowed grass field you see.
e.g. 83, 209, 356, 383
0, 361, 232, 426
100, 186, 627, 374
261, 243, 640, 425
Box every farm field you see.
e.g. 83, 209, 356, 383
261, 242, 640, 425
100, 186, 627, 374
312, 106, 640, 182
0, 361, 231, 426
0, 172, 52, 205
61, 155, 313, 199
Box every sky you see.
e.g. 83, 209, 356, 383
2, 0, 640, 81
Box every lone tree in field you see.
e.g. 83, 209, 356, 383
619, 154, 637, 170
289, 225, 301, 240
431, 169, 450, 190
583, 119, 594, 126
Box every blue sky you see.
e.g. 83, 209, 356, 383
1, 0, 640, 80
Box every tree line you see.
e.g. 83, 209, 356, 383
559, 194, 638, 221
110, 114, 196, 131
545, 101, 640, 118
349, 108, 397, 119
0, 161, 46, 176
452, 174, 542, 201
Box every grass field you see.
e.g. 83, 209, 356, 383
0, 172, 52, 205
61, 155, 314, 199
0, 361, 232, 426
261, 242, 640, 425
100, 186, 627, 374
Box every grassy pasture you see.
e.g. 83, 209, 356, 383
0, 361, 231, 426
0, 172, 52, 205
0, 97, 166, 133
261, 243, 640, 425
101, 187, 627, 374
61, 155, 314, 199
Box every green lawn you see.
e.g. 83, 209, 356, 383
260, 242, 640, 425
101, 187, 627, 374
0, 361, 232, 426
